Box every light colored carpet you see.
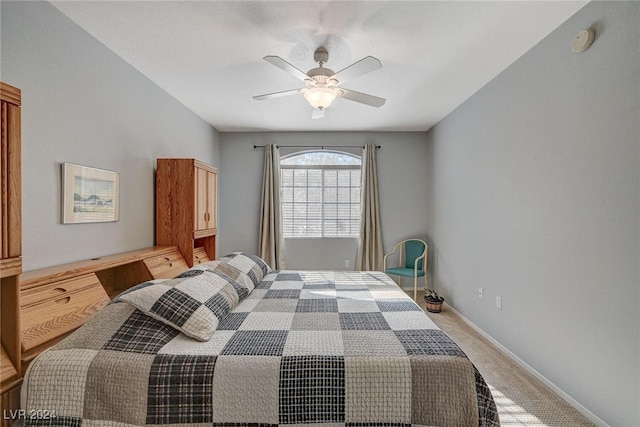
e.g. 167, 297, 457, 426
413, 291, 595, 427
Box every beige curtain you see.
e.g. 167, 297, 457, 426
258, 144, 286, 269
356, 144, 383, 271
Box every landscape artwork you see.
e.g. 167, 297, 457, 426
62, 163, 120, 223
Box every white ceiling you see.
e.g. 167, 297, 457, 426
51, 1, 588, 132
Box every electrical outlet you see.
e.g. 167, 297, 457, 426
478, 288, 484, 299
345, 260, 350, 268
496, 296, 502, 310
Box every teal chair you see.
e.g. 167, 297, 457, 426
383, 238, 428, 300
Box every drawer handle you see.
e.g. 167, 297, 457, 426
51, 287, 67, 295
159, 257, 173, 268
55, 296, 71, 305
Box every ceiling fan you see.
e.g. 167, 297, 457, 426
253, 47, 386, 119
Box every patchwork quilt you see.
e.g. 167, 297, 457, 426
22, 267, 499, 427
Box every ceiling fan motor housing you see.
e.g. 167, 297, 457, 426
308, 48, 338, 86
306, 65, 338, 88
314, 47, 329, 64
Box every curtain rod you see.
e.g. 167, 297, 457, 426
253, 144, 380, 149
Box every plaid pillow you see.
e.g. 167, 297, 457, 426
219, 252, 272, 287
119, 270, 241, 342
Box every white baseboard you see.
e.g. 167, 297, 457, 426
443, 303, 609, 427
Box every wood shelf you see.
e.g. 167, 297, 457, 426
0, 345, 18, 391
21, 246, 181, 290
0, 275, 20, 371
0, 257, 21, 279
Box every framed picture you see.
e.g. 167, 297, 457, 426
62, 163, 120, 224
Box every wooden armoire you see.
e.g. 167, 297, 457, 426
155, 158, 217, 266
0, 82, 23, 423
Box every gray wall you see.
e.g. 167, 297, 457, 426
425, 2, 639, 426
219, 132, 428, 272
1, 1, 220, 270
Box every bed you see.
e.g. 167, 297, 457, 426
21, 253, 499, 426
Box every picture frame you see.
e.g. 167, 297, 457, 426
62, 163, 120, 224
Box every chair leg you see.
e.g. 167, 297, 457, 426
424, 273, 428, 291
413, 276, 417, 301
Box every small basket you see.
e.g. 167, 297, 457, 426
425, 300, 443, 313
424, 291, 444, 313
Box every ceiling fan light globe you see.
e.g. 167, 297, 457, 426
304, 87, 337, 110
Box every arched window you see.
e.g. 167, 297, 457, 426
281, 150, 361, 238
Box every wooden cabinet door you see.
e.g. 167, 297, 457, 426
194, 167, 216, 232
206, 169, 217, 230
195, 167, 208, 231
1, 90, 22, 265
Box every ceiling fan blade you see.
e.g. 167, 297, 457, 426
263, 56, 309, 81
253, 88, 305, 101
338, 88, 386, 108
312, 108, 325, 119
330, 56, 382, 85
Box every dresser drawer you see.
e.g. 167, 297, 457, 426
21, 274, 101, 307
143, 248, 189, 279
21, 274, 110, 354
